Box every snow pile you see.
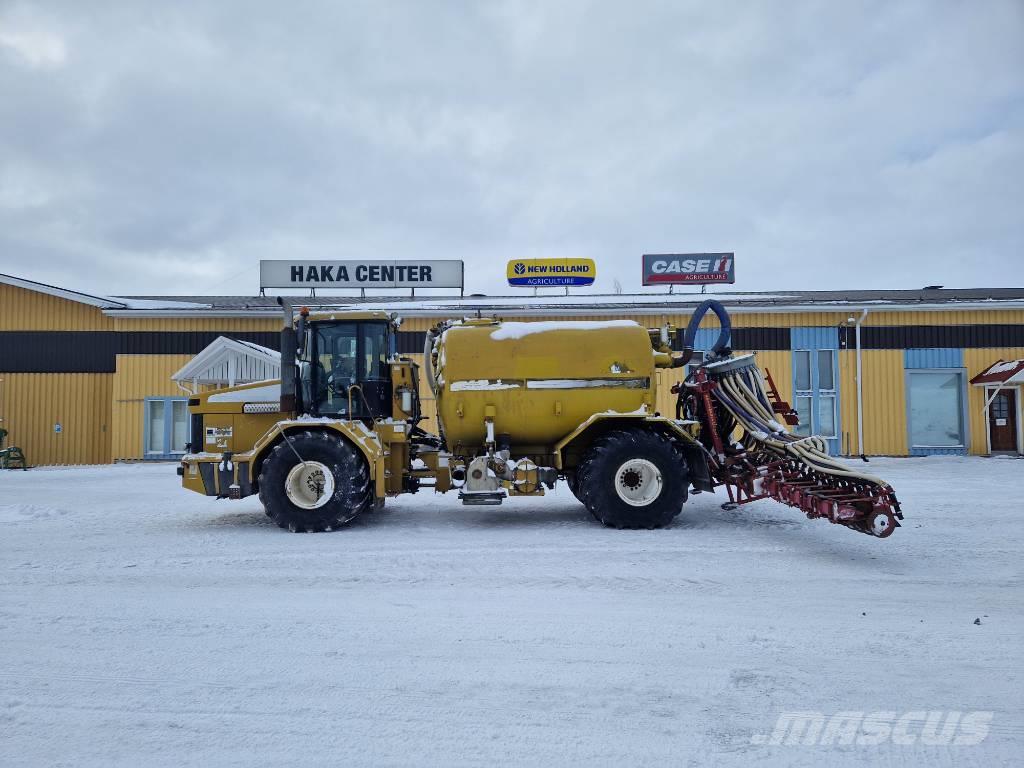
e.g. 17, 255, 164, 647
107, 297, 212, 309
0, 458, 1020, 766
526, 378, 644, 389
490, 320, 639, 340
988, 360, 1023, 374
449, 379, 521, 391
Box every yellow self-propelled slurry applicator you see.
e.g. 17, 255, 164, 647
178, 298, 903, 536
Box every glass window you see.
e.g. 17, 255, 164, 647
147, 400, 165, 453
819, 394, 837, 437
817, 350, 835, 390
311, 322, 391, 416
315, 323, 357, 414
360, 324, 389, 380
794, 395, 812, 436
992, 393, 1009, 419
794, 351, 811, 391
171, 400, 189, 453
908, 371, 964, 447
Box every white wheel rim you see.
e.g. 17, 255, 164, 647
614, 458, 663, 507
285, 461, 335, 510
871, 512, 892, 535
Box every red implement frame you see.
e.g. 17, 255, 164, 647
685, 368, 902, 538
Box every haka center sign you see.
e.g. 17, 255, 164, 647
507, 258, 596, 287
642, 253, 735, 285
260, 260, 464, 289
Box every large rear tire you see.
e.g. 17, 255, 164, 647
577, 429, 688, 529
258, 430, 372, 532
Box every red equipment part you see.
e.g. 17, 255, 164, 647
683, 372, 903, 538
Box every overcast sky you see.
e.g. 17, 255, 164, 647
1, 1, 1021, 298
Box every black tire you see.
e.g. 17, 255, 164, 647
577, 429, 688, 529
564, 472, 584, 503
257, 430, 372, 532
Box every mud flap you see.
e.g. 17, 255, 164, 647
679, 441, 715, 493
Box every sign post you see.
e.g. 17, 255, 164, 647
641, 253, 735, 292
259, 260, 464, 296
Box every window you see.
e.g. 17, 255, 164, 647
171, 401, 189, 451
144, 398, 190, 458
908, 371, 964, 448
817, 350, 835, 390
307, 321, 392, 418
147, 400, 165, 454
792, 349, 838, 442
794, 351, 811, 391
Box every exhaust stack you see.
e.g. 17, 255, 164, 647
276, 297, 297, 415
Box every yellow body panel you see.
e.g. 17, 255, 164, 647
434, 320, 657, 450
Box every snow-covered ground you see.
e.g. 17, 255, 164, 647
1, 457, 1020, 766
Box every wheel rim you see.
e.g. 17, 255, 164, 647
285, 461, 335, 510
870, 510, 896, 537
614, 458, 663, 507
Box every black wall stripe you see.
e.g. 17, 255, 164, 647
0, 331, 280, 373
395, 331, 426, 355
2, 324, 1022, 373
861, 325, 1024, 350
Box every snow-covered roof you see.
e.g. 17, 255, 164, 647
0, 272, 127, 309
102, 287, 1024, 317
970, 359, 1024, 386
171, 336, 281, 391
5, 271, 1024, 317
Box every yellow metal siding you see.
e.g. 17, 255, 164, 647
838, 350, 908, 456
964, 347, 1024, 454
111, 355, 193, 461
0, 373, 112, 465
0, 283, 114, 331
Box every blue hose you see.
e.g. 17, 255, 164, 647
682, 299, 732, 357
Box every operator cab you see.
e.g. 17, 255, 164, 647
297, 312, 395, 419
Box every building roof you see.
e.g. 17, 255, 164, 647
108, 287, 1024, 316
4, 272, 1024, 317
969, 359, 1024, 386
171, 336, 281, 392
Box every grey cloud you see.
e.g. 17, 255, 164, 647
0, 0, 1021, 297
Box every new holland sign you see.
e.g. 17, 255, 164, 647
507, 258, 596, 287
641, 253, 735, 285
260, 260, 464, 289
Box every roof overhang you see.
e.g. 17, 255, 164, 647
99, 299, 1024, 319
171, 336, 281, 385
970, 359, 1024, 387
0, 272, 127, 309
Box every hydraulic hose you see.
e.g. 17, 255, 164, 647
709, 364, 889, 487
679, 299, 732, 366
423, 328, 439, 395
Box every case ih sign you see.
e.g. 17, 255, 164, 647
642, 253, 735, 285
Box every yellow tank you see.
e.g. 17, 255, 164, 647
433, 319, 658, 450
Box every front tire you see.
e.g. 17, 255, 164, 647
258, 430, 372, 532
577, 429, 688, 529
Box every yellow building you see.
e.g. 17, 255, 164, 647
2, 272, 1022, 466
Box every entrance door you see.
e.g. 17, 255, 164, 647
989, 389, 1018, 452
